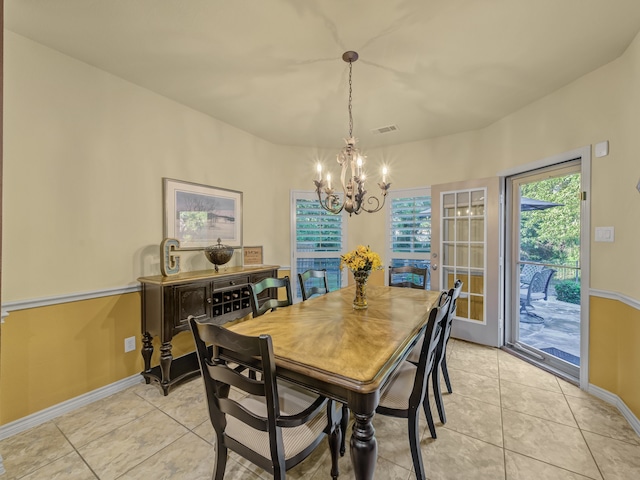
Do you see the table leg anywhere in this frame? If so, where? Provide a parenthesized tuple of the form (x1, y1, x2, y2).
(349, 392, 378, 480)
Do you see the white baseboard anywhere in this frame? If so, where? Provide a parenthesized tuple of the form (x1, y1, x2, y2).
(0, 374, 144, 442)
(588, 383, 640, 437)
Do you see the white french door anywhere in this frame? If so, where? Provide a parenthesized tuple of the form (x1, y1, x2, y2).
(431, 177, 502, 347)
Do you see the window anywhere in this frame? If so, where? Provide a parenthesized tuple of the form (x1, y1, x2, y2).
(386, 188, 432, 288)
(291, 191, 347, 301)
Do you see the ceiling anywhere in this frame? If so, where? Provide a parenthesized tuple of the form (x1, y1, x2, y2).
(6, 0, 640, 148)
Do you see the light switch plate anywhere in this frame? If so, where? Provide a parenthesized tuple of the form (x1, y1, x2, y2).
(594, 226, 614, 242)
(595, 141, 609, 158)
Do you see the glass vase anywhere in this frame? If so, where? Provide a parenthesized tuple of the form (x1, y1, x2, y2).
(353, 270, 370, 309)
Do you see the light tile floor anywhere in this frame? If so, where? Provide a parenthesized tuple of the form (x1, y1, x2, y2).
(1, 339, 639, 479)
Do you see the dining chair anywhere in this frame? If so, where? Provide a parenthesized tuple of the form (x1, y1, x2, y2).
(376, 296, 450, 480)
(189, 316, 342, 480)
(388, 265, 429, 289)
(430, 280, 463, 425)
(297, 269, 329, 301)
(249, 276, 293, 317)
(405, 280, 462, 433)
(298, 268, 349, 456)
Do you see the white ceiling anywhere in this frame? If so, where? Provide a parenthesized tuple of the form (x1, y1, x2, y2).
(6, 0, 640, 148)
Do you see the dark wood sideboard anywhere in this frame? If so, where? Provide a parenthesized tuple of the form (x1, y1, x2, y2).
(138, 265, 279, 394)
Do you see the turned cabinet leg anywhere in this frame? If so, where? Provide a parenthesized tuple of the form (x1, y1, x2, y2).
(141, 332, 153, 384)
(159, 341, 173, 394)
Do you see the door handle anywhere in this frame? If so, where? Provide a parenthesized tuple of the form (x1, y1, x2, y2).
(431, 264, 438, 271)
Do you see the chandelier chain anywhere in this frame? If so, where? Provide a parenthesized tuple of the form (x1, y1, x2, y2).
(348, 60, 353, 138)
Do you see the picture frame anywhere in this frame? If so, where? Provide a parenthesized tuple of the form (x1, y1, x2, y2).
(163, 178, 243, 249)
(243, 246, 263, 265)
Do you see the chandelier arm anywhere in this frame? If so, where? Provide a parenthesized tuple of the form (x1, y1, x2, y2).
(359, 194, 387, 214)
(316, 187, 344, 214)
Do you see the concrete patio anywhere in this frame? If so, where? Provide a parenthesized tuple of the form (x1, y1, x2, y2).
(518, 295, 581, 365)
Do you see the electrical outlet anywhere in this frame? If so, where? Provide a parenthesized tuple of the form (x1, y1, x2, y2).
(124, 336, 136, 353)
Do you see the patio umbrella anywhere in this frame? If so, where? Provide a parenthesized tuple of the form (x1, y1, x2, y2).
(520, 197, 563, 211)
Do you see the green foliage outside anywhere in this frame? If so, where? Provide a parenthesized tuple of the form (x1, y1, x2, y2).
(520, 173, 580, 278)
(555, 280, 581, 304)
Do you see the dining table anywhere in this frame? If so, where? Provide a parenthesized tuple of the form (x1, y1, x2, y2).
(226, 284, 441, 480)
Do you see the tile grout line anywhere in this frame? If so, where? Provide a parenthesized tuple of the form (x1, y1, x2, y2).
(53, 422, 100, 480)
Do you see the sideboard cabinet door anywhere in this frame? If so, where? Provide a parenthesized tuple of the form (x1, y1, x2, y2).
(173, 282, 211, 331)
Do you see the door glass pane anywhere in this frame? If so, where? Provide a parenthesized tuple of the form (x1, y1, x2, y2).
(470, 295, 483, 321)
(456, 244, 469, 267)
(457, 296, 469, 318)
(457, 270, 470, 293)
(443, 219, 455, 241)
(443, 193, 455, 217)
(469, 271, 484, 294)
(470, 218, 484, 241)
(456, 192, 470, 213)
(470, 245, 484, 268)
(442, 243, 455, 266)
(442, 267, 456, 290)
(457, 218, 469, 241)
(471, 190, 485, 215)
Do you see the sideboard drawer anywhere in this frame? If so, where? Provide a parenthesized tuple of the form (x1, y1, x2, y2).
(213, 275, 249, 290)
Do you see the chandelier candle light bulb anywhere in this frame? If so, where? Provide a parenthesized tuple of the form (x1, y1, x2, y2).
(314, 51, 391, 216)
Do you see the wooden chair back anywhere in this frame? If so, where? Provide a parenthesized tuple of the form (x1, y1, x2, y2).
(388, 265, 428, 289)
(297, 269, 329, 301)
(249, 276, 293, 317)
(189, 317, 340, 478)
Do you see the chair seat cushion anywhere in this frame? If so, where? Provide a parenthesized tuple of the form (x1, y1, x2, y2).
(225, 381, 328, 460)
(379, 361, 418, 410)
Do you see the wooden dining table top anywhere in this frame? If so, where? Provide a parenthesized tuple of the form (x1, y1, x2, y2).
(226, 285, 441, 394)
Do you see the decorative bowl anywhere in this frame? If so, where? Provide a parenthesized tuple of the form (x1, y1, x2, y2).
(204, 238, 234, 272)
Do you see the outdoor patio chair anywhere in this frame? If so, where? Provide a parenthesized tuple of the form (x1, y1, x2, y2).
(520, 268, 556, 321)
(520, 264, 544, 285)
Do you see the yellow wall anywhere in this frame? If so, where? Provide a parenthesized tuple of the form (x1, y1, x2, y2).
(1, 294, 142, 423)
(590, 297, 640, 418)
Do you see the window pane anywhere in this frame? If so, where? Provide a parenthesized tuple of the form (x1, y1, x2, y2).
(390, 196, 431, 253)
(295, 199, 343, 252)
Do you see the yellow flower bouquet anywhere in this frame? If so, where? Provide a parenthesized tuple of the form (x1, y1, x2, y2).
(340, 246, 382, 309)
(340, 245, 383, 272)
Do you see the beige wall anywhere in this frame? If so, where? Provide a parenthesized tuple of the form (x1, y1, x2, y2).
(2, 29, 640, 425)
(2, 32, 293, 301)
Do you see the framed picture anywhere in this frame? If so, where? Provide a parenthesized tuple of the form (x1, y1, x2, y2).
(243, 246, 263, 265)
(163, 178, 243, 249)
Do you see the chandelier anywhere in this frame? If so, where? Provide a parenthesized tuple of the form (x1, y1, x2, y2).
(314, 51, 391, 216)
